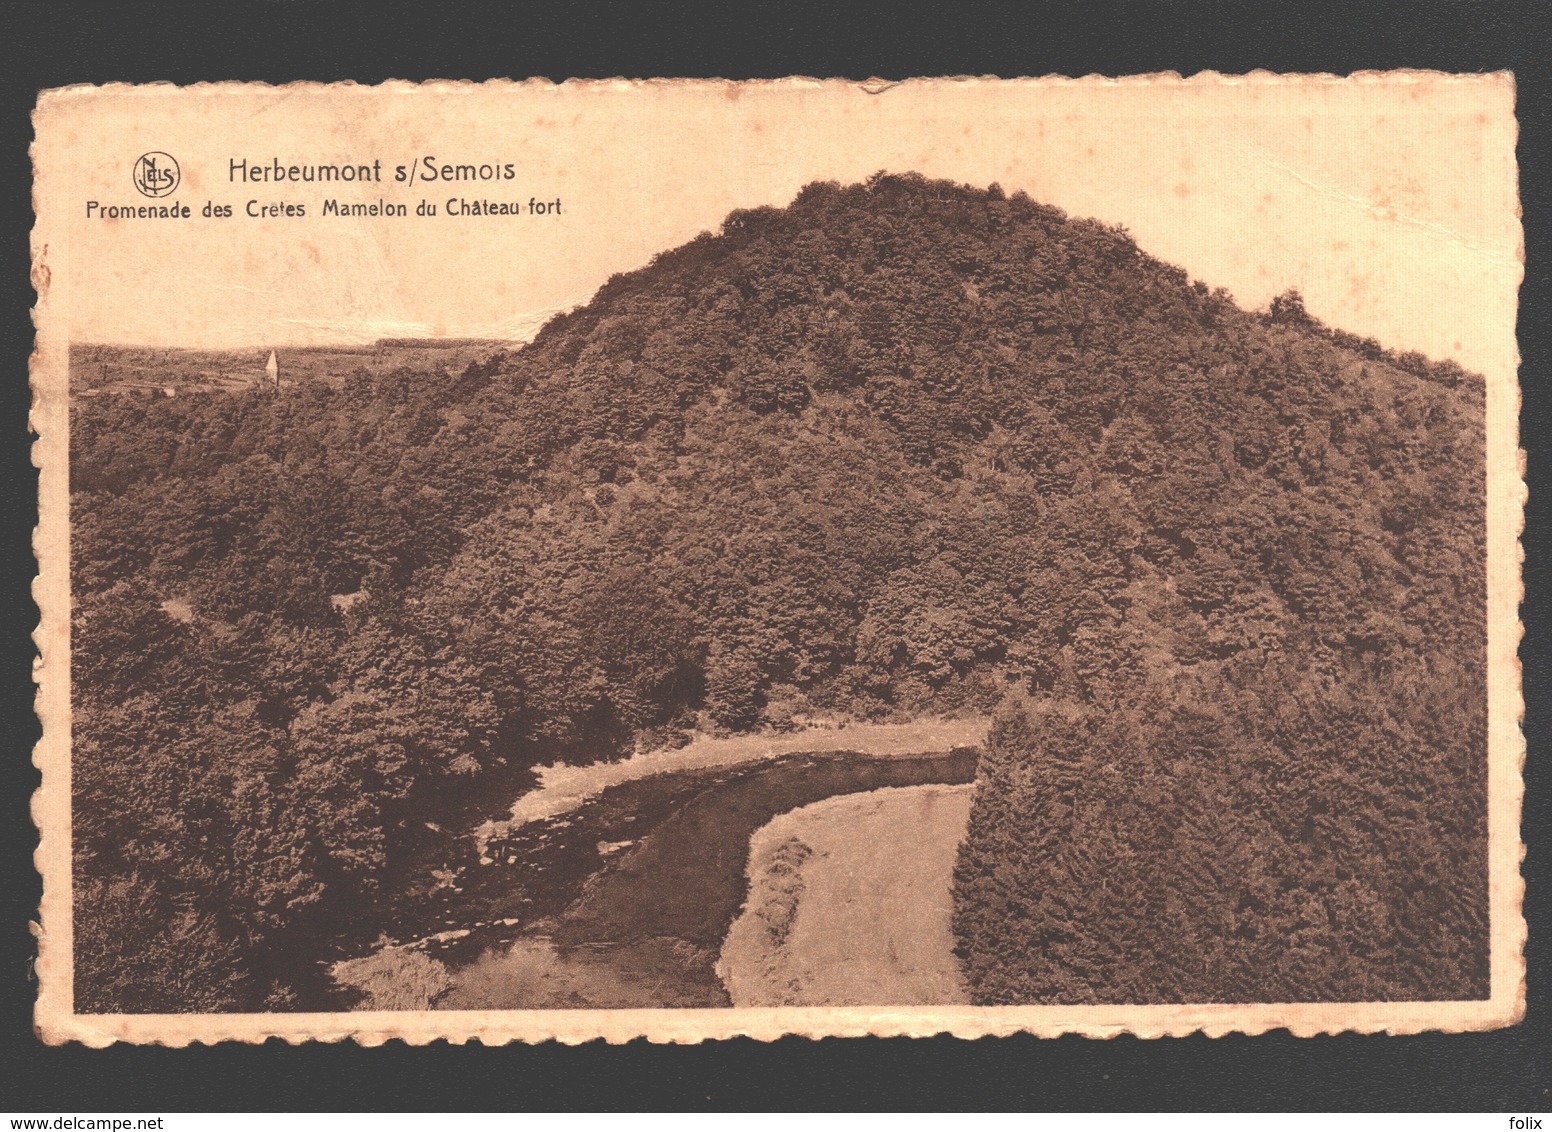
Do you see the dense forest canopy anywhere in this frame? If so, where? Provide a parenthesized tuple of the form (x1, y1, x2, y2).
(70, 173, 1486, 1010)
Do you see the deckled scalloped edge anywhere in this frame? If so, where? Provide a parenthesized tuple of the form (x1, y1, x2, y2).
(29, 71, 1527, 1047)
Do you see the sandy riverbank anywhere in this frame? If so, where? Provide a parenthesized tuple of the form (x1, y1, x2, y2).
(717, 782, 976, 1007)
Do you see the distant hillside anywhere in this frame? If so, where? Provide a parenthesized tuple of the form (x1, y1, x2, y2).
(69, 173, 1485, 1010)
(69, 339, 516, 397)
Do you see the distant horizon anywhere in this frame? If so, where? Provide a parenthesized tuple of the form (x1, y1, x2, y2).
(63, 281, 1493, 380)
(56, 292, 582, 354)
(70, 335, 531, 351)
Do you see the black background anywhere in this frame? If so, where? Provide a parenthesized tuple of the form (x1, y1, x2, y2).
(2, 0, 1547, 1111)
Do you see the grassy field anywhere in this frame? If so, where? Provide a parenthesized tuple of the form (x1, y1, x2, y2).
(717, 783, 975, 1007)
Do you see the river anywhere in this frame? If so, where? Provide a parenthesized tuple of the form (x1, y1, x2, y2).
(334, 744, 980, 1009)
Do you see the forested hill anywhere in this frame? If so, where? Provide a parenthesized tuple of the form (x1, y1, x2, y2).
(71, 173, 1486, 1011)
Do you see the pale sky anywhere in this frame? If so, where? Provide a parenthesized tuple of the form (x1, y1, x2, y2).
(33, 75, 1520, 380)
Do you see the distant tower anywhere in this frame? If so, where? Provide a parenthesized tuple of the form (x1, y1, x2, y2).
(265, 350, 279, 392)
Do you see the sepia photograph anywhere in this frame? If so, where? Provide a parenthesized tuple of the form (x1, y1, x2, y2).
(28, 74, 1524, 1044)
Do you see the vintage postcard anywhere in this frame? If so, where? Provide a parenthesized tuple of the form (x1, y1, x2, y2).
(30, 74, 1524, 1045)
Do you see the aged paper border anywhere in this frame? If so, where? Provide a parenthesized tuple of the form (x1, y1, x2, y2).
(29, 72, 1526, 1045)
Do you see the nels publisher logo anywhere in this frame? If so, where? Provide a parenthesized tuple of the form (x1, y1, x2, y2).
(132, 151, 180, 198)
